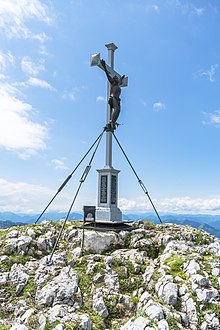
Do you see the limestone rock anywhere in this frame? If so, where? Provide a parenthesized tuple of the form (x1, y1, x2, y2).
(92, 291, 108, 317)
(35, 267, 78, 307)
(196, 287, 218, 303)
(9, 264, 29, 295)
(157, 319, 169, 330)
(83, 231, 124, 253)
(155, 275, 178, 306)
(104, 269, 119, 292)
(142, 299, 164, 321)
(121, 316, 150, 330)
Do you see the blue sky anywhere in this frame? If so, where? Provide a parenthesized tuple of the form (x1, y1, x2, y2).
(0, 0, 220, 215)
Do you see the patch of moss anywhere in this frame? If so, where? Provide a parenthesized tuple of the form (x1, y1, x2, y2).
(9, 254, 31, 265)
(151, 270, 161, 284)
(164, 254, 186, 279)
(124, 233, 131, 248)
(104, 295, 119, 318)
(111, 258, 143, 294)
(0, 280, 16, 297)
(27, 314, 39, 329)
(104, 294, 132, 329)
(202, 303, 220, 319)
(92, 261, 105, 275)
(63, 322, 81, 330)
(21, 278, 37, 298)
(0, 326, 11, 330)
(142, 243, 162, 259)
(0, 259, 11, 272)
(0, 229, 8, 239)
(166, 316, 179, 330)
(80, 304, 104, 330)
(73, 257, 90, 294)
(131, 295, 139, 304)
(192, 230, 211, 245)
(143, 220, 156, 230)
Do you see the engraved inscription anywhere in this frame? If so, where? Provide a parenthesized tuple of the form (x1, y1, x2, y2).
(111, 175, 117, 204)
(100, 175, 108, 203)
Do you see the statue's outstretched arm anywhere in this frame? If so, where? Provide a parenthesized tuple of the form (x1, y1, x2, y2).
(101, 59, 113, 84)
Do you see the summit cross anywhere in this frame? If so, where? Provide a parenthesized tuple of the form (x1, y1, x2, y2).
(91, 43, 128, 222)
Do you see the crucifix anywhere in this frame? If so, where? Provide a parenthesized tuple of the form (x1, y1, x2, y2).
(91, 42, 128, 168)
(91, 42, 128, 222)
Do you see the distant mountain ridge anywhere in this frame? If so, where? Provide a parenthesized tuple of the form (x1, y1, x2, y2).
(123, 213, 220, 238)
(0, 211, 83, 223)
(0, 211, 220, 237)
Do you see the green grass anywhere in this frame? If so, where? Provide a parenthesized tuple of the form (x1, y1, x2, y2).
(164, 254, 186, 279)
(21, 278, 37, 298)
(166, 316, 179, 330)
(0, 326, 10, 330)
(143, 220, 156, 230)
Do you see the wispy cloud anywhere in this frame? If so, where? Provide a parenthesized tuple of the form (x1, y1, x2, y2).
(62, 91, 76, 102)
(0, 0, 52, 41)
(21, 56, 45, 76)
(152, 5, 160, 12)
(0, 51, 15, 72)
(166, 1, 206, 16)
(202, 110, 220, 127)
(192, 7, 205, 16)
(96, 96, 106, 102)
(0, 82, 48, 157)
(199, 64, 218, 82)
(0, 178, 73, 213)
(26, 77, 55, 90)
(119, 195, 220, 214)
(153, 101, 166, 111)
(51, 159, 68, 170)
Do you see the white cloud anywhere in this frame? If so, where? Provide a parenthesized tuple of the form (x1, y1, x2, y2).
(167, 1, 206, 16)
(153, 101, 166, 111)
(193, 7, 205, 16)
(199, 64, 218, 82)
(202, 110, 220, 127)
(0, 51, 15, 72)
(27, 77, 55, 90)
(21, 56, 45, 76)
(0, 0, 52, 41)
(119, 195, 220, 214)
(62, 91, 76, 102)
(152, 5, 159, 12)
(51, 159, 68, 170)
(0, 82, 48, 156)
(1, 176, 220, 215)
(96, 96, 106, 102)
(0, 178, 73, 213)
(158, 196, 220, 214)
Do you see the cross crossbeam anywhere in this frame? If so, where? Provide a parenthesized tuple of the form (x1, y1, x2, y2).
(91, 52, 128, 87)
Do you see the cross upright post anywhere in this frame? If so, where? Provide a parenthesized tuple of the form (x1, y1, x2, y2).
(105, 42, 117, 168)
(90, 43, 128, 222)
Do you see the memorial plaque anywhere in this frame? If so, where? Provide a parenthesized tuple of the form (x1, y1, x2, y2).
(100, 175, 108, 203)
(111, 175, 117, 204)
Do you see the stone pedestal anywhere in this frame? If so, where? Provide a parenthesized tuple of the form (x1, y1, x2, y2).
(95, 167, 122, 222)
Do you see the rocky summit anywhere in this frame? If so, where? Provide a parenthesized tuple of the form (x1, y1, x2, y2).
(0, 220, 219, 330)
